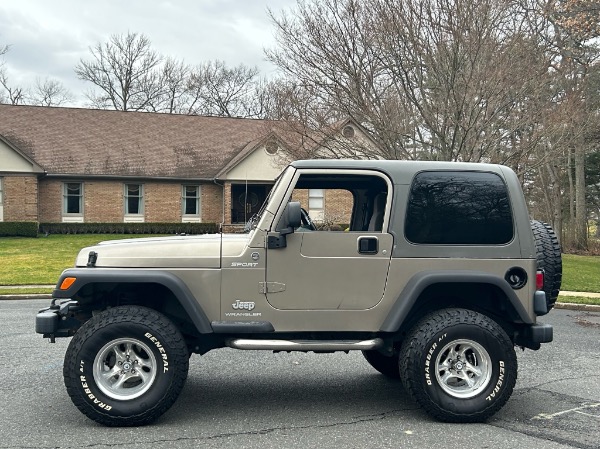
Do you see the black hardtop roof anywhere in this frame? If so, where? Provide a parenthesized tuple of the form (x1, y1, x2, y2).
(290, 159, 507, 182)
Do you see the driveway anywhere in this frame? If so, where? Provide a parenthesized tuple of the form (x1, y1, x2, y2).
(0, 300, 598, 449)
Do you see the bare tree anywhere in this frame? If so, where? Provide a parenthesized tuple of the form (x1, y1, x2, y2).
(267, 0, 600, 249)
(263, 78, 378, 159)
(267, 0, 551, 163)
(31, 77, 73, 106)
(518, 0, 600, 249)
(1, 45, 72, 106)
(0, 44, 27, 105)
(267, 0, 403, 159)
(0, 73, 27, 105)
(186, 60, 266, 117)
(375, 0, 553, 163)
(147, 57, 191, 114)
(75, 37, 269, 117)
(75, 32, 163, 111)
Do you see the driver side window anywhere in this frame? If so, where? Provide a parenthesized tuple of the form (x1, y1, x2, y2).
(291, 188, 353, 231)
(290, 172, 389, 232)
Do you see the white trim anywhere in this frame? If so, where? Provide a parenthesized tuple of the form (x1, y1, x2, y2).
(124, 215, 145, 223)
(62, 216, 84, 223)
(308, 188, 325, 222)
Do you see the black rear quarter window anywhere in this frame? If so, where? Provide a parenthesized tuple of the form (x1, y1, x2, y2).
(405, 171, 513, 245)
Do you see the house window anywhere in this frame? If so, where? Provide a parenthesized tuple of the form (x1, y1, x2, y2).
(182, 185, 201, 221)
(308, 189, 324, 222)
(124, 184, 144, 216)
(63, 183, 83, 215)
(0, 177, 3, 222)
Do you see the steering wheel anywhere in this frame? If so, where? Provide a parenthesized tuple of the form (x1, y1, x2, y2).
(300, 208, 317, 231)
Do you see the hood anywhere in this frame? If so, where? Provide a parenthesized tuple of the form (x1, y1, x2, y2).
(75, 233, 251, 268)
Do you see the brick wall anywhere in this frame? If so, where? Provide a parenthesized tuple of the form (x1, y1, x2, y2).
(223, 183, 232, 224)
(38, 179, 225, 223)
(292, 188, 353, 224)
(3, 175, 38, 221)
(291, 189, 309, 207)
(38, 179, 61, 222)
(145, 183, 181, 222)
(324, 189, 353, 223)
(84, 181, 124, 222)
(202, 183, 224, 223)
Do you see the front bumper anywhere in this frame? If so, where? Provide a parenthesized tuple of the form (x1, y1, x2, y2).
(35, 300, 81, 341)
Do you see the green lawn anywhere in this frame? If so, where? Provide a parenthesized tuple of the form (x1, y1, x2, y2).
(0, 234, 162, 286)
(1, 235, 599, 305)
(561, 254, 600, 293)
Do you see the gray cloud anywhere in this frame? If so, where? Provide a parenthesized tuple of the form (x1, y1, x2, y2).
(0, 0, 295, 105)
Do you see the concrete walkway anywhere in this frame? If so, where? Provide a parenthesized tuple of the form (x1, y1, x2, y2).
(560, 290, 600, 298)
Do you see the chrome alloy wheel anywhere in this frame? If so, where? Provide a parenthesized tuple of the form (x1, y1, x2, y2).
(435, 339, 492, 398)
(93, 338, 157, 401)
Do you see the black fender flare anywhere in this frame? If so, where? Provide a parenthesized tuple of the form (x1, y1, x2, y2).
(380, 270, 533, 333)
(53, 268, 213, 334)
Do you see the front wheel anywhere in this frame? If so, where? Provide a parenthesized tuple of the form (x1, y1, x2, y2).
(63, 306, 189, 426)
(399, 308, 517, 422)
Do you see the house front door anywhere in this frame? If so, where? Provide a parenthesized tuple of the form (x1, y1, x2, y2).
(231, 184, 269, 224)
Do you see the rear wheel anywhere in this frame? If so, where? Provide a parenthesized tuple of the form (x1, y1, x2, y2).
(362, 350, 401, 379)
(63, 305, 189, 426)
(400, 308, 517, 422)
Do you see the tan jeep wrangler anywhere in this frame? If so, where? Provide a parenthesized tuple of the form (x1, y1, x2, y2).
(36, 160, 561, 426)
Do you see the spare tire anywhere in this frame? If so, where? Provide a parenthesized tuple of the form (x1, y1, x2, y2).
(531, 220, 562, 311)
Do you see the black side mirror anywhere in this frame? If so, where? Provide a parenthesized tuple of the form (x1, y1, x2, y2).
(284, 201, 302, 232)
(269, 201, 302, 249)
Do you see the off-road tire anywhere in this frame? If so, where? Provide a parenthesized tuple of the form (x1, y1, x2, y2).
(399, 308, 517, 423)
(63, 306, 189, 426)
(531, 220, 562, 311)
(362, 350, 401, 379)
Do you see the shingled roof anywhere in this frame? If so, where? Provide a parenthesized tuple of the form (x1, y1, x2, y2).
(0, 104, 281, 179)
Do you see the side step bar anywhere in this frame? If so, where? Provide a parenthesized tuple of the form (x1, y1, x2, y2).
(226, 338, 383, 352)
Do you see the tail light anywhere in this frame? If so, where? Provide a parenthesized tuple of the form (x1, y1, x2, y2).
(536, 270, 544, 291)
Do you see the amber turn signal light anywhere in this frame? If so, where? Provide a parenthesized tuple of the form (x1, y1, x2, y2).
(60, 277, 77, 290)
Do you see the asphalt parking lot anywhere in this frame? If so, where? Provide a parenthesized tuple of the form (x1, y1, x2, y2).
(0, 299, 598, 449)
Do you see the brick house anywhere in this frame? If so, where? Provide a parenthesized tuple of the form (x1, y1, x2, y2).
(0, 104, 377, 227)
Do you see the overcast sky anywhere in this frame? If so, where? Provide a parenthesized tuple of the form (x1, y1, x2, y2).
(0, 0, 296, 106)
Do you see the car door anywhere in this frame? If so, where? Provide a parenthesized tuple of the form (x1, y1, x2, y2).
(265, 170, 393, 311)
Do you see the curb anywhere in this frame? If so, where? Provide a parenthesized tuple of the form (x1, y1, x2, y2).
(0, 294, 52, 300)
(554, 302, 600, 312)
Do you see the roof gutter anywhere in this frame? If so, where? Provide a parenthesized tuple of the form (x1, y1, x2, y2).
(42, 173, 215, 182)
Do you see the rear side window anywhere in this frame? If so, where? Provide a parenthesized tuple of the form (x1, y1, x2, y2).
(405, 171, 513, 245)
